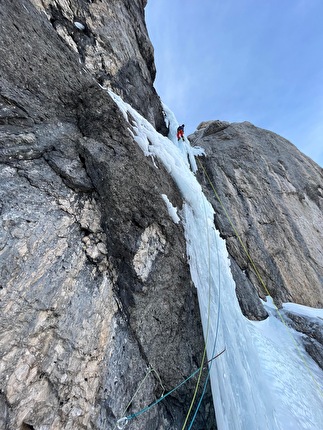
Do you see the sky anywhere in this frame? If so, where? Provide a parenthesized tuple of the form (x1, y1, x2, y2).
(145, 0, 323, 167)
(111, 90, 323, 429)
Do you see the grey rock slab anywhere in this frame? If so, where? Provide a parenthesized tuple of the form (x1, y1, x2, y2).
(191, 119, 323, 369)
(191, 120, 323, 313)
(0, 1, 215, 429)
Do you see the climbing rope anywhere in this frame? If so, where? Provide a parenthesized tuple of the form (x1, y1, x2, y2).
(115, 162, 226, 429)
(84, 72, 231, 425)
(181, 187, 220, 430)
(113, 366, 164, 430)
(115, 349, 225, 428)
(197, 157, 323, 398)
(187, 208, 223, 430)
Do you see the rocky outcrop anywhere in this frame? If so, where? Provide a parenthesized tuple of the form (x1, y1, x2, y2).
(29, 0, 167, 135)
(1, 0, 323, 428)
(281, 309, 323, 369)
(190, 120, 323, 367)
(0, 1, 214, 429)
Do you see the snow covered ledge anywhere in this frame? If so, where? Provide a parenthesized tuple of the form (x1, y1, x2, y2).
(109, 90, 323, 430)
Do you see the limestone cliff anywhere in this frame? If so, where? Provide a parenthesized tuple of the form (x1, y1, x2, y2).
(0, 1, 213, 429)
(1, 1, 323, 430)
(190, 120, 323, 369)
(29, 0, 167, 134)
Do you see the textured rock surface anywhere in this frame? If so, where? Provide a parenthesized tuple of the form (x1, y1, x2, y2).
(29, 0, 167, 135)
(190, 120, 323, 366)
(281, 309, 323, 369)
(2, 0, 323, 428)
(0, 1, 214, 429)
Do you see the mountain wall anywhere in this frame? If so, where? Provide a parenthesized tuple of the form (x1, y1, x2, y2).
(0, 1, 213, 429)
(1, 1, 323, 430)
(190, 120, 323, 368)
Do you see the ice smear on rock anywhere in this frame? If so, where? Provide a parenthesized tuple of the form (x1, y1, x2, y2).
(109, 90, 323, 430)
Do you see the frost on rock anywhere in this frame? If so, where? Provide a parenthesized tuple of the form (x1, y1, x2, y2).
(161, 194, 180, 224)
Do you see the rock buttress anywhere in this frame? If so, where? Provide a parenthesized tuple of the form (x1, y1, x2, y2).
(0, 2, 215, 429)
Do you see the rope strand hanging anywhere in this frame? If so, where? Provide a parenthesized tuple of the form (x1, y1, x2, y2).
(115, 349, 226, 428)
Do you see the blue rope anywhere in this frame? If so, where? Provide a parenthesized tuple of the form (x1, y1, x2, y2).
(117, 349, 226, 427)
(118, 192, 224, 429)
(187, 318, 221, 429)
(187, 231, 223, 430)
(126, 367, 201, 421)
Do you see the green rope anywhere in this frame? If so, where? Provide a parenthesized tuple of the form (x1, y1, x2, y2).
(116, 350, 226, 429)
(181, 182, 214, 430)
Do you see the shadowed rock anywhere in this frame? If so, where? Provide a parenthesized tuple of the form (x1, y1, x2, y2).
(0, 1, 214, 429)
(190, 119, 323, 367)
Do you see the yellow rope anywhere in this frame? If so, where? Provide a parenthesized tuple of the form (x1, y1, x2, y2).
(197, 157, 323, 398)
(181, 192, 214, 429)
(113, 366, 165, 430)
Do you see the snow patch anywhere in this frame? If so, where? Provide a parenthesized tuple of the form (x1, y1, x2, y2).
(161, 194, 180, 224)
(74, 21, 85, 31)
(283, 302, 323, 319)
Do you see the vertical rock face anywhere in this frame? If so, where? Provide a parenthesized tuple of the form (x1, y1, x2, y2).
(0, 1, 214, 429)
(191, 120, 323, 311)
(2, 0, 322, 428)
(29, 0, 167, 135)
(190, 120, 323, 367)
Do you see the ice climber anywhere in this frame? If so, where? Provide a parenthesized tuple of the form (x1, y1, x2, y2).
(177, 124, 185, 141)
